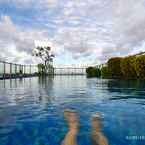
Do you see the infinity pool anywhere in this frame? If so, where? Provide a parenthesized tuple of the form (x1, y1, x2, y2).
(0, 76, 145, 145)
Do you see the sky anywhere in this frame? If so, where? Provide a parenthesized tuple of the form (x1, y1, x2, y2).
(0, 0, 145, 67)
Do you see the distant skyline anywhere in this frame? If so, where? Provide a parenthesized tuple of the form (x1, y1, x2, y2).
(0, 0, 145, 66)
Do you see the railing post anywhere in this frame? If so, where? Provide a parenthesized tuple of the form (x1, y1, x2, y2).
(18, 64, 20, 74)
(10, 63, 12, 78)
(3, 62, 6, 78)
(20, 65, 22, 75)
(23, 65, 24, 74)
(30, 65, 31, 75)
(22, 65, 23, 74)
(24, 65, 26, 75)
(22, 65, 24, 74)
(14, 64, 16, 77)
(23, 65, 25, 74)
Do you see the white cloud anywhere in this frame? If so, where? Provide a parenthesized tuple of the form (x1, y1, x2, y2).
(1, 0, 145, 65)
(0, 0, 57, 8)
(0, 15, 50, 64)
(51, 0, 145, 63)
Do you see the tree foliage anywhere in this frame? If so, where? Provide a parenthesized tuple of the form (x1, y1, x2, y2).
(108, 57, 122, 78)
(37, 63, 45, 75)
(86, 67, 101, 78)
(33, 46, 54, 64)
(120, 56, 137, 78)
(135, 55, 145, 78)
(101, 66, 111, 78)
(33, 46, 55, 74)
(86, 54, 145, 79)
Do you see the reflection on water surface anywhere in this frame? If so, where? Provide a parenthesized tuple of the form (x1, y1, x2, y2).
(0, 76, 145, 145)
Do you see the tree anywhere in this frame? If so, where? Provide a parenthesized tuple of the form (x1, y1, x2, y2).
(120, 56, 137, 78)
(135, 55, 145, 78)
(108, 57, 122, 78)
(37, 63, 45, 75)
(33, 46, 55, 74)
(101, 66, 111, 78)
(86, 67, 101, 78)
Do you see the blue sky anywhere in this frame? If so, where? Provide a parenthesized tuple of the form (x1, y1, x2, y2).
(0, 0, 145, 67)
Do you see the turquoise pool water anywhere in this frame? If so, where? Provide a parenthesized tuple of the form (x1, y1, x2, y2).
(0, 76, 145, 145)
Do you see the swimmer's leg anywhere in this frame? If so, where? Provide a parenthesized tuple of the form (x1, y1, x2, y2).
(61, 109, 79, 145)
(91, 113, 109, 145)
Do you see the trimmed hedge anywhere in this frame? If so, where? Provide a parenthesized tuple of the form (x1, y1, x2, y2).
(135, 55, 145, 78)
(86, 54, 145, 79)
(101, 66, 111, 78)
(108, 57, 122, 78)
(120, 56, 137, 78)
(86, 67, 101, 78)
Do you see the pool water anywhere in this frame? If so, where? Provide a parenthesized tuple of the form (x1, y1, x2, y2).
(0, 76, 145, 145)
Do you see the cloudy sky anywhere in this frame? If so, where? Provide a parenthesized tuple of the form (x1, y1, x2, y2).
(0, 0, 145, 67)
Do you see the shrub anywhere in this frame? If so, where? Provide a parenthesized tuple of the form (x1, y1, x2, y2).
(135, 55, 145, 78)
(108, 57, 122, 78)
(86, 67, 101, 78)
(95, 68, 101, 77)
(120, 56, 137, 78)
(101, 66, 111, 78)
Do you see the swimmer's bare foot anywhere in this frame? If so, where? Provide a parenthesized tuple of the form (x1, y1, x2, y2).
(61, 109, 79, 145)
(91, 113, 109, 145)
(64, 109, 79, 131)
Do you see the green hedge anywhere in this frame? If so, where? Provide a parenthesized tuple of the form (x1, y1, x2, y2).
(86, 67, 101, 78)
(101, 66, 111, 78)
(135, 55, 145, 78)
(120, 56, 137, 78)
(108, 57, 122, 78)
(86, 54, 145, 79)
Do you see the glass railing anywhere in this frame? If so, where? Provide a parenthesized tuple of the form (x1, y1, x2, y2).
(0, 61, 38, 79)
